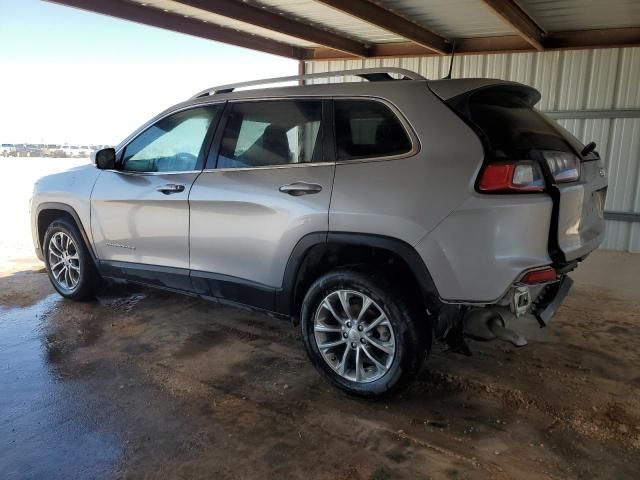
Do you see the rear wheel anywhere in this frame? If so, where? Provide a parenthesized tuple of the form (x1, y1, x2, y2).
(43, 219, 100, 300)
(301, 269, 430, 397)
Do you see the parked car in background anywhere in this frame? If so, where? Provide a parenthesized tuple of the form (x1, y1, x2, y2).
(30, 68, 608, 397)
(61, 145, 80, 157)
(14, 144, 30, 157)
(26, 144, 45, 157)
(43, 144, 64, 157)
(0, 143, 16, 156)
(61, 145, 71, 157)
(76, 146, 90, 157)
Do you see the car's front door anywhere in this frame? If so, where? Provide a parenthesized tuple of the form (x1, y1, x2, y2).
(188, 99, 334, 310)
(91, 104, 222, 289)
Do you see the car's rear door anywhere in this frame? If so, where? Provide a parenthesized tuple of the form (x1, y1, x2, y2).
(188, 99, 333, 310)
(549, 134, 608, 261)
(90, 104, 223, 289)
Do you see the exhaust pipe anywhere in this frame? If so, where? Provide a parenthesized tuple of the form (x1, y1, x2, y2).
(463, 307, 528, 347)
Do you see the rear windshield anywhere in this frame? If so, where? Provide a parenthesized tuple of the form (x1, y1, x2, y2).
(448, 88, 583, 160)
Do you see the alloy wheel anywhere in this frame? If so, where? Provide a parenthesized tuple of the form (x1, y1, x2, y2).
(313, 289, 396, 383)
(48, 231, 80, 291)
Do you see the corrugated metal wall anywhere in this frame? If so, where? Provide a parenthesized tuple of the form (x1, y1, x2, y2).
(304, 47, 640, 252)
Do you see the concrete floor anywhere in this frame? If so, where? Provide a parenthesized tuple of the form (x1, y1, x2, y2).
(1, 250, 639, 479)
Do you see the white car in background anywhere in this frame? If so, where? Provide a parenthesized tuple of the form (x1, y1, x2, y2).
(62, 145, 81, 157)
(45, 145, 65, 157)
(1, 143, 16, 156)
(78, 146, 92, 157)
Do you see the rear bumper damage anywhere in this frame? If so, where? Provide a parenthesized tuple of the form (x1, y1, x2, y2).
(467, 275, 573, 346)
(436, 274, 574, 352)
(532, 275, 573, 326)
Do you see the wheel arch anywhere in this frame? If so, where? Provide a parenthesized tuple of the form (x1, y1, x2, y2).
(36, 202, 98, 264)
(277, 232, 441, 320)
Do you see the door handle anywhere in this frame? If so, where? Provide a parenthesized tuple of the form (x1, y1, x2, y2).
(279, 182, 323, 196)
(156, 183, 185, 195)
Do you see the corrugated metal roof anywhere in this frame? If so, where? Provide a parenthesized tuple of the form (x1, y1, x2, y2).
(129, 0, 319, 47)
(306, 47, 640, 251)
(251, 0, 406, 44)
(53, 0, 640, 59)
(518, 0, 640, 31)
(375, 0, 516, 38)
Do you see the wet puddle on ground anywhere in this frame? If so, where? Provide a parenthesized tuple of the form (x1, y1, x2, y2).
(0, 295, 122, 479)
(1, 271, 639, 479)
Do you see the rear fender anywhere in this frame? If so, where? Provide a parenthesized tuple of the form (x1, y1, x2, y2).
(276, 232, 441, 317)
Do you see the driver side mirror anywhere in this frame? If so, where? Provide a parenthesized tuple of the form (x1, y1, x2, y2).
(93, 148, 116, 170)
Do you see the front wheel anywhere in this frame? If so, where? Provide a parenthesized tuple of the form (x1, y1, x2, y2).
(43, 219, 100, 300)
(301, 270, 430, 397)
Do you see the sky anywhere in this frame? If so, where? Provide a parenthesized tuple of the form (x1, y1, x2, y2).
(0, 0, 297, 145)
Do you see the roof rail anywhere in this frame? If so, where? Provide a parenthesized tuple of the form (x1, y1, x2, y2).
(190, 68, 426, 99)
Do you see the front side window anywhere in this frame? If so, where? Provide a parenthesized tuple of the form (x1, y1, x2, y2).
(334, 100, 412, 161)
(122, 105, 220, 172)
(218, 100, 323, 169)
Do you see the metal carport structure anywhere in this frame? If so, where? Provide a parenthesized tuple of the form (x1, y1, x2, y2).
(48, 0, 640, 251)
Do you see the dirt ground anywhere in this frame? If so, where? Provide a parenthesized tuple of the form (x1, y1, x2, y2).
(1, 251, 639, 479)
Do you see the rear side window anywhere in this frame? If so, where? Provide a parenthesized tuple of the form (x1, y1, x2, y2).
(217, 100, 323, 169)
(449, 88, 582, 160)
(334, 100, 412, 160)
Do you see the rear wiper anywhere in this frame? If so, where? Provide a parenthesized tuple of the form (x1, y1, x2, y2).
(581, 141, 596, 156)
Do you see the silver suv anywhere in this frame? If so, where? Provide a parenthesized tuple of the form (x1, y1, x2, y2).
(31, 68, 607, 397)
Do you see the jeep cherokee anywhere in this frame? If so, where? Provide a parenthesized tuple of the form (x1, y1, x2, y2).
(31, 68, 607, 397)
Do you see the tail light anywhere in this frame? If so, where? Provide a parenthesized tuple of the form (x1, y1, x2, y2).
(478, 160, 545, 192)
(478, 151, 580, 193)
(542, 151, 580, 183)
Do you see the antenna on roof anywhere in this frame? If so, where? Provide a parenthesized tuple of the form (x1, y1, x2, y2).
(443, 40, 457, 79)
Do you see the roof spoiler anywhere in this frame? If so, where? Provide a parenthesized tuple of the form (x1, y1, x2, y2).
(428, 78, 541, 106)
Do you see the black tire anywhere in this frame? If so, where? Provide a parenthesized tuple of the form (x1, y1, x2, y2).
(43, 218, 101, 300)
(300, 269, 430, 398)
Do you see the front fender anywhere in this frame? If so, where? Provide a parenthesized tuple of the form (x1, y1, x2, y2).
(31, 164, 101, 259)
(33, 202, 99, 263)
